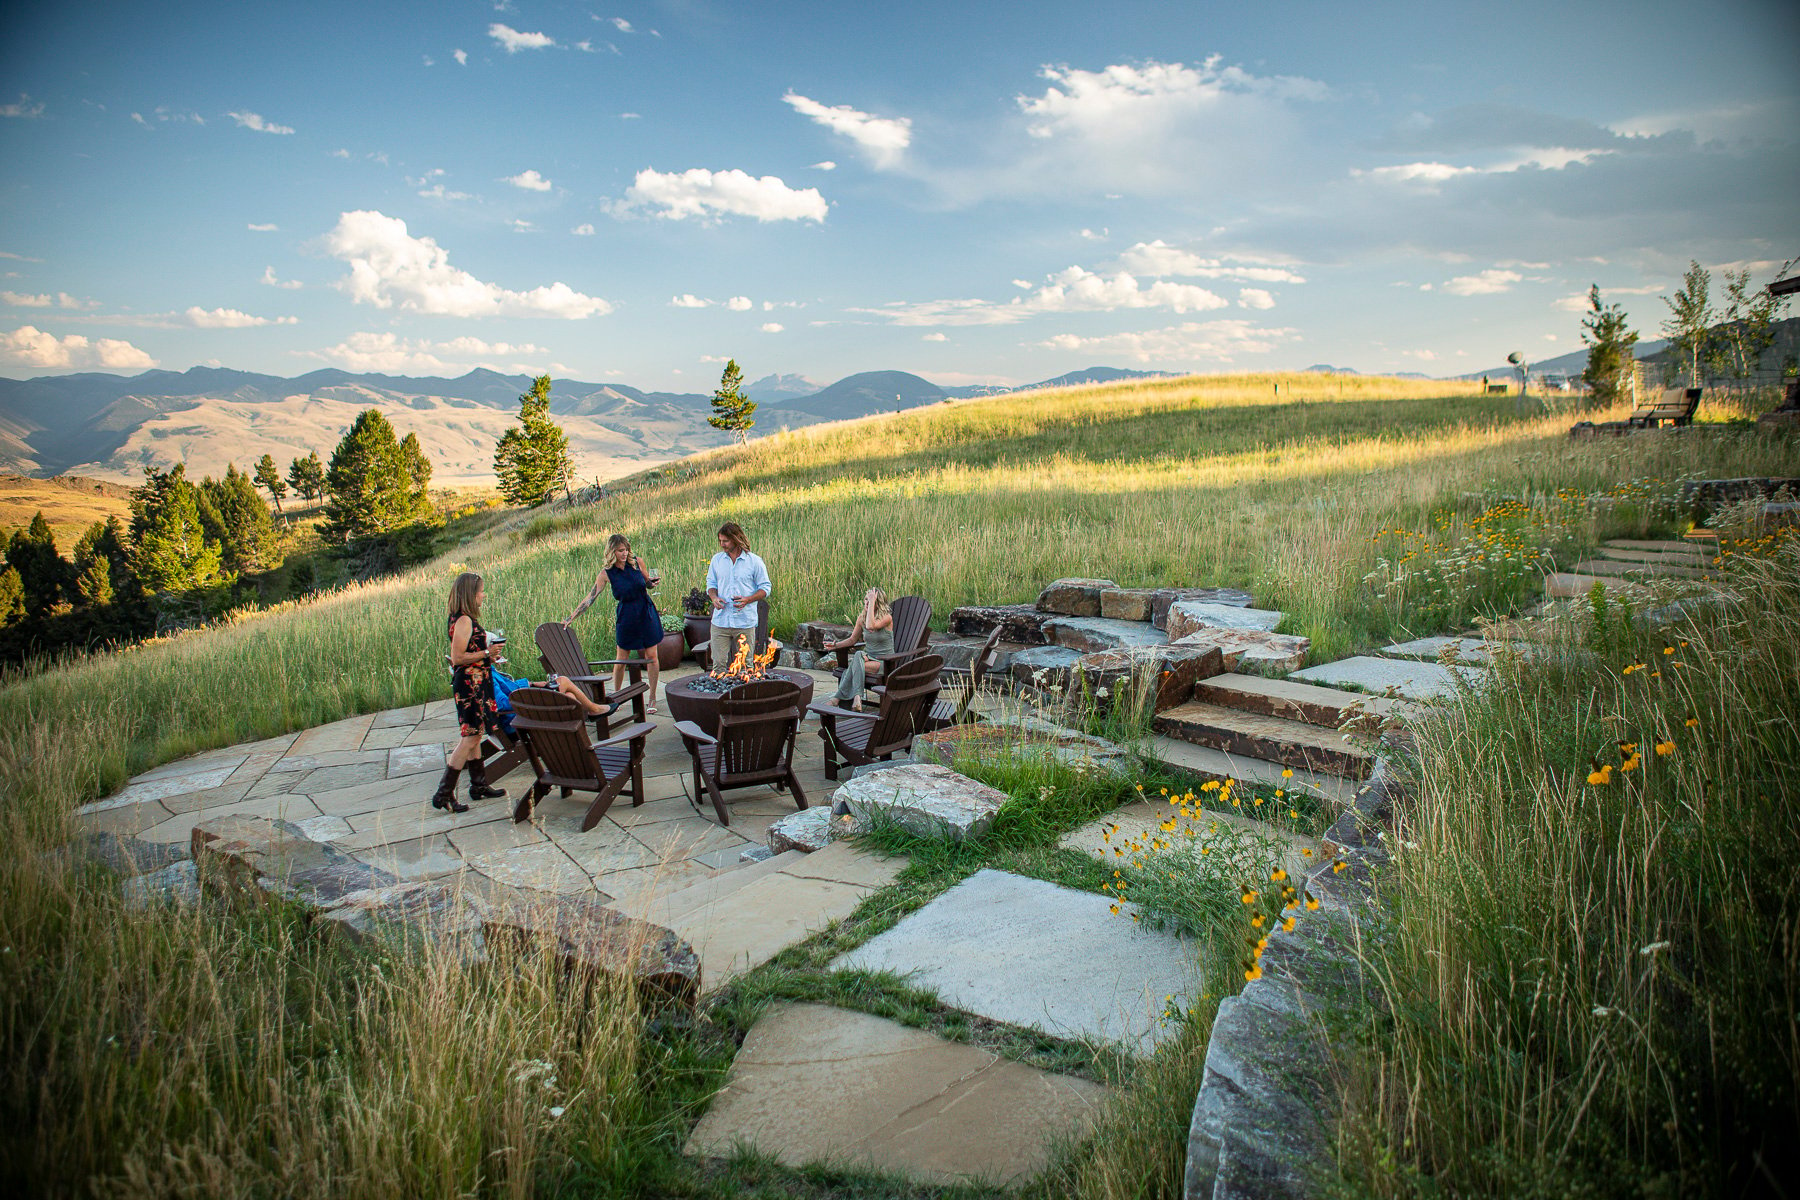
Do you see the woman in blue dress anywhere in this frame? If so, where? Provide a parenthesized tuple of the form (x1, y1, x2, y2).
(564, 533, 664, 713)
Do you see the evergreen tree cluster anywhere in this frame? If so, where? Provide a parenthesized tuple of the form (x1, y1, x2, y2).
(1, 405, 445, 669)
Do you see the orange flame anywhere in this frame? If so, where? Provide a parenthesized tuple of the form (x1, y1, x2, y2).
(710, 635, 783, 682)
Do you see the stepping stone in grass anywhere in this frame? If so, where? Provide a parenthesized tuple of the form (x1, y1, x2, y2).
(685, 1002, 1110, 1185)
(1378, 636, 1540, 666)
(832, 868, 1201, 1055)
(1289, 656, 1486, 701)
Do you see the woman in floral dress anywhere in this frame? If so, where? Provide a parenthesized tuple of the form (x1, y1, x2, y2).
(431, 572, 508, 812)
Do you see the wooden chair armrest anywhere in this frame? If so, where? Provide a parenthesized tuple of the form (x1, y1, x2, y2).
(807, 700, 866, 722)
(589, 658, 647, 673)
(593, 721, 656, 749)
(606, 681, 649, 702)
(874, 646, 927, 670)
(673, 720, 716, 745)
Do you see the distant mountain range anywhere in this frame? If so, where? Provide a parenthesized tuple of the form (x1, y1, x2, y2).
(0, 364, 1175, 484)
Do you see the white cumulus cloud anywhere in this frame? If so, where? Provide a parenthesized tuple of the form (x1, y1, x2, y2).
(670, 294, 711, 308)
(571, 223, 594, 235)
(489, 23, 554, 52)
(261, 266, 303, 290)
(0, 94, 45, 119)
(1238, 288, 1275, 309)
(1039, 319, 1298, 364)
(1, 325, 155, 369)
(812, 160, 836, 171)
(228, 110, 295, 135)
(247, 222, 279, 232)
(307, 332, 550, 373)
(726, 296, 753, 311)
(760, 322, 784, 333)
(860, 265, 1228, 327)
(619, 168, 827, 223)
(1443, 269, 1523, 296)
(923, 332, 947, 342)
(322, 210, 611, 318)
(184, 306, 296, 328)
(782, 93, 912, 168)
(505, 169, 552, 191)
(454, 49, 468, 65)
(1, 291, 87, 309)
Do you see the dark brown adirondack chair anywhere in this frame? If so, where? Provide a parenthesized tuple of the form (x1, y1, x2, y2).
(923, 625, 1005, 731)
(534, 622, 649, 727)
(830, 595, 933, 690)
(675, 678, 809, 826)
(808, 652, 943, 780)
(507, 687, 654, 830)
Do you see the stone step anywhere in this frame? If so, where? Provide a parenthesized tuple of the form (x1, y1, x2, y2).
(1378, 635, 1543, 665)
(622, 848, 809, 926)
(1543, 572, 1648, 599)
(1152, 701, 1373, 779)
(1596, 546, 1710, 566)
(1570, 558, 1714, 580)
(1606, 538, 1709, 554)
(1192, 673, 1412, 729)
(1146, 736, 1359, 808)
(1289, 655, 1487, 701)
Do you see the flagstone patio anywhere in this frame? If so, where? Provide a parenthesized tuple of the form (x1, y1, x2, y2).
(78, 665, 855, 912)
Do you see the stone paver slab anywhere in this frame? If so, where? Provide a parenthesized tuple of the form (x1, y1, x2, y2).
(371, 704, 427, 728)
(1379, 635, 1539, 665)
(833, 869, 1199, 1054)
(468, 842, 593, 895)
(286, 714, 375, 757)
(387, 744, 448, 777)
(448, 817, 549, 857)
(686, 1002, 1110, 1185)
(309, 776, 420, 817)
(78, 764, 240, 814)
(591, 860, 713, 909)
(134, 753, 249, 783)
(1290, 655, 1486, 700)
(1165, 602, 1284, 641)
(358, 726, 413, 751)
(778, 839, 908, 889)
(141, 794, 321, 844)
(297, 762, 393, 795)
(675, 873, 871, 989)
(77, 799, 174, 838)
(272, 749, 387, 775)
(352, 835, 467, 882)
(159, 779, 257, 815)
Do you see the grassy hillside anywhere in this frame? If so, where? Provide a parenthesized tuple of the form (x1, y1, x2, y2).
(3, 370, 1797, 1197)
(0, 473, 134, 552)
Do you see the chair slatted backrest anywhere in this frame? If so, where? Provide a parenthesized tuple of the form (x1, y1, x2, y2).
(535, 623, 598, 699)
(969, 625, 1005, 691)
(888, 596, 932, 660)
(754, 598, 771, 654)
(715, 679, 802, 779)
(508, 687, 599, 784)
(867, 653, 943, 753)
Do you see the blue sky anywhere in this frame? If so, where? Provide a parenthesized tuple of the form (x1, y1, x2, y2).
(2, 0, 1796, 388)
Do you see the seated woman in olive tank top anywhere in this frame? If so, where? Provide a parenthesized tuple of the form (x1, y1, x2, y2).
(827, 587, 894, 710)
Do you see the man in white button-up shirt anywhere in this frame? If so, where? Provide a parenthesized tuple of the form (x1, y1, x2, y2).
(705, 521, 772, 670)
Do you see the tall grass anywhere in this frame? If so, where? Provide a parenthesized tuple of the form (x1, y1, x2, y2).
(1332, 543, 1800, 1196)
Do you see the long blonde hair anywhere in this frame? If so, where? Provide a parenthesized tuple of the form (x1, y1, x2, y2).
(448, 572, 482, 618)
(606, 533, 632, 566)
(871, 588, 891, 619)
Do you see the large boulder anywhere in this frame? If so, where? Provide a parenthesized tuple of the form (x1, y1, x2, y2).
(833, 763, 1007, 842)
(1099, 588, 1161, 622)
(1164, 601, 1285, 642)
(1042, 617, 1170, 653)
(482, 891, 702, 1009)
(1173, 628, 1311, 673)
(767, 805, 841, 854)
(793, 621, 854, 652)
(947, 603, 1050, 645)
(1149, 587, 1255, 631)
(1034, 578, 1118, 617)
(193, 814, 403, 909)
(1072, 643, 1227, 714)
(1009, 645, 1084, 691)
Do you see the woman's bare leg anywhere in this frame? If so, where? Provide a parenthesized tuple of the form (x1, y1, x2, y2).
(448, 733, 481, 769)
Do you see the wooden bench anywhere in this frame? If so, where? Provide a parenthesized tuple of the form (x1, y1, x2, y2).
(1627, 387, 1702, 429)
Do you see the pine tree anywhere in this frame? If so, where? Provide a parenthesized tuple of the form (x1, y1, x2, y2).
(4, 512, 73, 619)
(322, 410, 420, 544)
(254, 453, 288, 517)
(1580, 285, 1639, 409)
(399, 431, 433, 515)
(288, 451, 325, 503)
(707, 359, 756, 444)
(128, 465, 223, 594)
(1661, 261, 1713, 388)
(72, 517, 129, 607)
(493, 375, 573, 506)
(201, 464, 272, 573)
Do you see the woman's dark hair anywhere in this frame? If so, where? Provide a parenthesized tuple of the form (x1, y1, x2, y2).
(448, 572, 482, 618)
